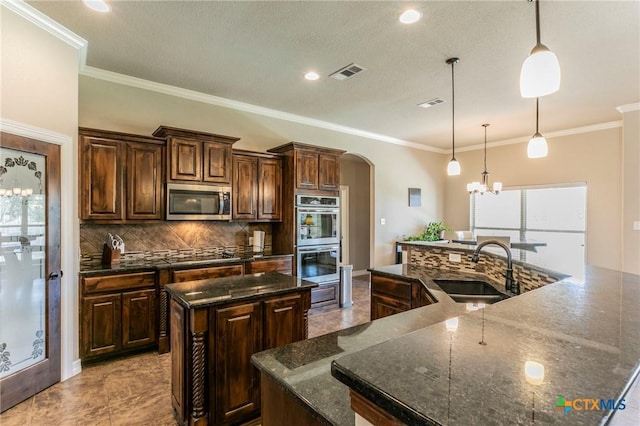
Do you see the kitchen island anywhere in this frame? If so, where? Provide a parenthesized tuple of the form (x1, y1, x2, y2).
(165, 272, 316, 425)
(252, 264, 640, 425)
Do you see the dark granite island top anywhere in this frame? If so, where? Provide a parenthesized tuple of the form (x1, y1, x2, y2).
(331, 265, 640, 425)
(164, 271, 317, 308)
(251, 266, 511, 425)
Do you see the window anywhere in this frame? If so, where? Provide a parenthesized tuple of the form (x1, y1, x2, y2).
(470, 184, 586, 278)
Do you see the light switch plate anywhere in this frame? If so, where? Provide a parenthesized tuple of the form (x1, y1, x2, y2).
(634, 221, 640, 231)
(380, 218, 386, 225)
(449, 253, 461, 263)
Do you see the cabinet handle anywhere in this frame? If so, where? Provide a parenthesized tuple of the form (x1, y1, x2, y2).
(48, 271, 63, 281)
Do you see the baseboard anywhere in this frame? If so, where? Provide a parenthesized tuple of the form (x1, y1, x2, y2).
(71, 359, 82, 377)
(352, 269, 370, 277)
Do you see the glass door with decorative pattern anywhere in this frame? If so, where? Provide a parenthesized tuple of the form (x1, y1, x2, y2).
(0, 133, 61, 412)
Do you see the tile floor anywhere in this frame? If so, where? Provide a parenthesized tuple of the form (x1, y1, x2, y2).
(0, 274, 371, 425)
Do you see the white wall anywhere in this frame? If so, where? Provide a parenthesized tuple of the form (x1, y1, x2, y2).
(620, 107, 640, 274)
(444, 126, 623, 271)
(1, 5, 80, 379)
(78, 76, 447, 266)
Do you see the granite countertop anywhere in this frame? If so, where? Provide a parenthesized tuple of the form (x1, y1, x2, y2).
(79, 251, 293, 275)
(165, 271, 317, 309)
(251, 266, 510, 425)
(331, 265, 640, 425)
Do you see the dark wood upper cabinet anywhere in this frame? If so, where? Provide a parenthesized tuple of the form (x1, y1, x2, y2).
(268, 142, 345, 195)
(232, 151, 282, 222)
(79, 128, 165, 222)
(168, 137, 202, 181)
(126, 142, 163, 220)
(153, 126, 238, 184)
(257, 157, 282, 220)
(80, 133, 123, 220)
(295, 150, 319, 190)
(233, 154, 258, 220)
(204, 141, 231, 183)
(318, 153, 340, 191)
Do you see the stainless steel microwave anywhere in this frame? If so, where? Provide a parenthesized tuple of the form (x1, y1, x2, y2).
(166, 183, 231, 220)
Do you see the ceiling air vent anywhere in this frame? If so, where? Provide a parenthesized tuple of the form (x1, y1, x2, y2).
(329, 63, 366, 81)
(418, 98, 445, 109)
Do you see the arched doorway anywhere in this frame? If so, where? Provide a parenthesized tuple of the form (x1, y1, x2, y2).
(339, 153, 373, 274)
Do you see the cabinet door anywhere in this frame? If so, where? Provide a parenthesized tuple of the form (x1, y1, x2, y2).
(169, 137, 202, 181)
(126, 142, 164, 220)
(122, 289, 156, 349)
(214, 302, 262, 424)
(263, 294, 304, 350)
(257, 157, 282, 221)
(203, 141, 232, 183)
(295, 150, 319, 190)
(80, 135, 123, 220)
(233, 155, 257, 220)
(171, 264, 244, 283)
(318, 153, 340, 191)
(370, 293, 411, 321)
(81, 293, 122, 358)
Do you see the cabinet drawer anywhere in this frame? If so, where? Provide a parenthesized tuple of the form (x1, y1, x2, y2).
(82, 272, 156, 295)
(371, 275, 411, 300)
(311, 282, 338, 305)
(171, 264, 243, 283)
(247, 257, 292, 275)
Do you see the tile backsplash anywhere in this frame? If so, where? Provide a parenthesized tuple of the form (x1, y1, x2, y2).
(402, 244, 567, 293)
(80, 221, 272, 262)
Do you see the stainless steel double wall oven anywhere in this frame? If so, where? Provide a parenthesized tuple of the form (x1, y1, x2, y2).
(296, 195, 340, 284)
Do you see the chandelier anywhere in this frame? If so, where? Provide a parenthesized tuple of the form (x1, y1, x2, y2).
(467, 124, 502, 195)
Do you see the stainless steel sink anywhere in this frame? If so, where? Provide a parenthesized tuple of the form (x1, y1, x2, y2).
(432, 279, 508, 304)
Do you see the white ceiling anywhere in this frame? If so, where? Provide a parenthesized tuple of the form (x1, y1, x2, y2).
(28, 0, 640, 150)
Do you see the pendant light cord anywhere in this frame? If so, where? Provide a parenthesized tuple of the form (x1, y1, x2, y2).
(451, 60, 456, 159)
(483, 124, 488, 172)
(535, 0, 541, 46)
(536, 98, 540, 133)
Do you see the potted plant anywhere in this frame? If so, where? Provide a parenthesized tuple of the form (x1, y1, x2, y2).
(405, 221, 451, 242)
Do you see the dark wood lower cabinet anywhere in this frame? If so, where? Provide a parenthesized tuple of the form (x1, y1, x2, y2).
(80, 271, 157, 362)
(370, 292, 410, 320)
(82, 294, 121, 358)
(122, 289, 156, 349)
(370, 273, 435, 321)
(260, 372, 326, 426)
(214, 302, 262, 425)
(170, 290, 311, 426)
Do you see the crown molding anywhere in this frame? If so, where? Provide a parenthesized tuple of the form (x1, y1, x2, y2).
(0, 118, 72, 146)
(616, 102, 640, 113)
(1, 0, 87, 67)
(80, 66, 446, 154)
(455, 120, 623, 153)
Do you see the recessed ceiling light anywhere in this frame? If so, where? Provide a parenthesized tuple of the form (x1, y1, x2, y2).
(399, 9, 422, 24)
(83, 0, 111, 13)
(304, 71, 320, 81)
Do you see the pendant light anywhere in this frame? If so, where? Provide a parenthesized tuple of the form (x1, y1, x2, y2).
(467, 124, 502, 195)
(520, 0, 561, 98)
(527, 98, 548, 158)
(446, 57, 461, 176)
